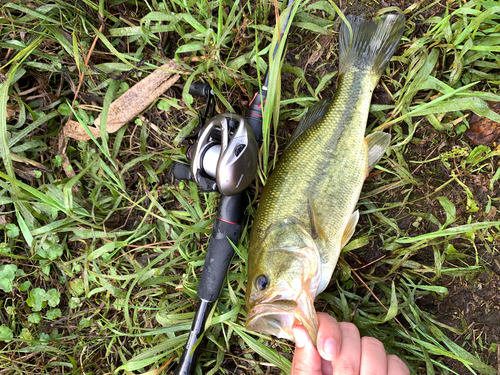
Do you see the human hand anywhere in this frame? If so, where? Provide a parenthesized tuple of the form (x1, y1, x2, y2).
(291, 312, 410, 375)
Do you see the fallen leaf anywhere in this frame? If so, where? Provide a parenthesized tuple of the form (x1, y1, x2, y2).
(233, 16, 251, 46)
(6, 104, 20, 121)
(60, 60, 182, 142)
(12, 164, 38, 181)
(486, 206, 497, 219)
(11, 152, 53, 181)
(61, 120, 100, 142)
(94, 60, 181, 132)
(466, 101, 500, 145)
(57, 126, 78, 188)
(10, 152, 53, 172)
(0, 215, 10, 226)
(58, 61, 181, 191)
(305, 35, 333, 70)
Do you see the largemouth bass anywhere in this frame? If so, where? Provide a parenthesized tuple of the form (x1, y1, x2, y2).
(245, 14, 405, 345)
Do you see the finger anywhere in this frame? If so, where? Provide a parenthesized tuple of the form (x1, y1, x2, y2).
(332, 322, 361, 375)
(387, 354, 410, 375)
(359, 336, 387, 375)
(291, 325, 323, 375)
(321, 358, 333, 375)
(316, 312, 343, 361)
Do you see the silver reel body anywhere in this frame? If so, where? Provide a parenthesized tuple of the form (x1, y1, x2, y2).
(190, 113, 258, 196)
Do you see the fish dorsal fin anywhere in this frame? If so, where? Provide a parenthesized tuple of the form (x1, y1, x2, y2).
(307, 196, 328, 241)
(365, 131, 391, 176)
(341, 210, 359, 249)
(285, 100, 330, 150)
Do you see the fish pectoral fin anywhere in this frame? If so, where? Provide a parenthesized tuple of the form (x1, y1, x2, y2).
(341, 210, 359, 249)
(365, 131, 391, 177)
(307, 197, 328, 241)
(285, 100, 330, 150)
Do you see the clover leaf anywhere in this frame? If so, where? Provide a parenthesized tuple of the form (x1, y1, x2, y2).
(28, 313, 42, 324)
(27, 288, 47, 311)
(5, 224, 19, 238)
(46, 289, 61, 307)
(0, 264, 17, 292)
(46, 309, 62, 321)
(0, 325, 13, 342)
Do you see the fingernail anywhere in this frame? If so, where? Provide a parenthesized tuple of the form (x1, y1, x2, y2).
(324, 338, 338, 359)
(293, 327, 307, 348)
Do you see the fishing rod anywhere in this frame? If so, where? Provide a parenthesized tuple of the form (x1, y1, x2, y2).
(172, 1, 296, 374)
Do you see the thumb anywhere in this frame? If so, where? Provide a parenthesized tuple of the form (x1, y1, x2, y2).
(291, 326, 322, 375)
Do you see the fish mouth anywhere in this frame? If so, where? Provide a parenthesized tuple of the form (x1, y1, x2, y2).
(246, 301, 297, 340)
(246, 299, 318, 344)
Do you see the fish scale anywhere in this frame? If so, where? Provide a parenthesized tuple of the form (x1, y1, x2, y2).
(250, 72, 375, 267)
(245, 14, 406, 345)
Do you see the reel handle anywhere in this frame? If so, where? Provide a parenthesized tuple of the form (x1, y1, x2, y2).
(189, 82, 211, 98)
(171, 162, 192, 181)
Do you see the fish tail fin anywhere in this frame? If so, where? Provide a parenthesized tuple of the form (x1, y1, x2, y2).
(339, 14, 405, 81)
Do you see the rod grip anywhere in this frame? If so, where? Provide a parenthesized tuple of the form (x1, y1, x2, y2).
(245, 88, 267, 143)
(197, 193, 247, 301)
(173, 193, 247, 375)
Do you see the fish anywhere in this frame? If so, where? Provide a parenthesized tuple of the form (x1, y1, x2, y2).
(245, 14, 406, 345)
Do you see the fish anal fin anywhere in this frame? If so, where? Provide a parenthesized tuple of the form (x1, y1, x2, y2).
(365, 131, 391, 177)
(341, 210, 359, 249)
(307, 197, 328, 241)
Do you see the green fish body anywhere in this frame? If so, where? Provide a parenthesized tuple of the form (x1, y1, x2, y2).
(245, 14, 406, 345)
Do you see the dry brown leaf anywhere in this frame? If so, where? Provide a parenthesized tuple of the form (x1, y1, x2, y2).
(94, 60, 181, 132)
(58, 61, 181, 189)
(61, 119, 100, 142)
(10, 152, 53, 172)
(305, 35, 333, 70)
(0, 215, 10, 226)
(6, 104, 20, 121)
(234, 16, 251, 46)
(11, 152, 53, 181)
(466, 101, 500, 145)
(13, 164, 39, 181)
(57, 125, 77, 184)
(60, 60, 181, 143)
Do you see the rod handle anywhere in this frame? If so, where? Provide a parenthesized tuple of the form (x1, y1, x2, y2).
(198, 193, 246, 301)
(245, 88, 267, 143)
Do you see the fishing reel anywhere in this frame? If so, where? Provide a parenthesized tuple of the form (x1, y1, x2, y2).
(172, 84, 258, 196)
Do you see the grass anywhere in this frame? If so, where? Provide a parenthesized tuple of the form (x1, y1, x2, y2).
(1, 0, 500, 374)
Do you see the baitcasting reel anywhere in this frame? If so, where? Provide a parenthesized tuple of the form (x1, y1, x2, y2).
(189, 113, 258, 196)
(171, 83, 258, 196)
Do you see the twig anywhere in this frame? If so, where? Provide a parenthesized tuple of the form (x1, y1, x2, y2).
(50, 301, 105, 326)
(348, 263, 416, 345)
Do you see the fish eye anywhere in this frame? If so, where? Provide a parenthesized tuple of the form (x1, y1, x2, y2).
(255, 275, 269, 290)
